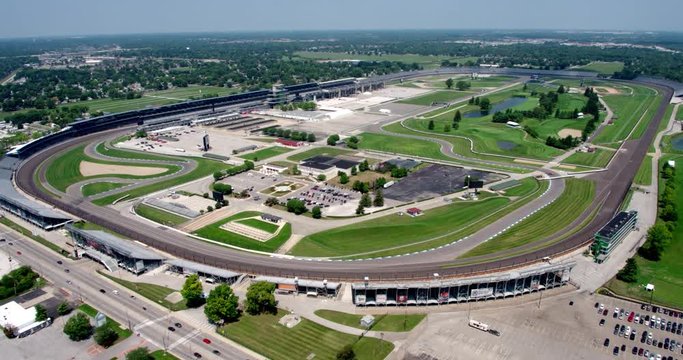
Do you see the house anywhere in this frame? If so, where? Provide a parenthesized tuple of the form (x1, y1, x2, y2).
(407, 207, 423, 217)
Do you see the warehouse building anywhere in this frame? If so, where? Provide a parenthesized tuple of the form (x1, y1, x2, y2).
(0, 301, 51, 338)
(351, 262, 574, 306)
(298, 155, 360, 179)
(66, 224, 164, 274)
(592, 211, 638, 263)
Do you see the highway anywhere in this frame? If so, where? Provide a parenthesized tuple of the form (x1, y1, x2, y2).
(12, 72, 675, 282)
(0, 226, 255, 360)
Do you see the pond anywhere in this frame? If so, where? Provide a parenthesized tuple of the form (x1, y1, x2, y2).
(671, 135, 683, 151)
(497, 140, 517, 151)
(463, 96, 528, 118)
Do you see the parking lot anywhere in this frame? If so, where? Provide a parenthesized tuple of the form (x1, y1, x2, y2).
(218, 170, 284, 197)
(287, 183, 357, 209)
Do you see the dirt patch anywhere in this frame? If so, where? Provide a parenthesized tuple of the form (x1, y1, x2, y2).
(558, 128, 583, 138)
(513, 159, 547, 166)
(557, 164, 577, 170)
(593, 86, 620, 95)
(79, 161, 167, 177)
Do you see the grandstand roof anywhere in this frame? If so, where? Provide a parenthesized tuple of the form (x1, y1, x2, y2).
(166, 259, 241, 279)
(70, 226, 164, 261)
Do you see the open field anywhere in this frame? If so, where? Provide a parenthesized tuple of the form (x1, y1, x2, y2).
(677, 106, 683, 121)
(286, 146, 355, 162)
(81, 181, 127, 196)
(357, 132, 451, 161)
(218, 309, 394, 360)
(605, 155, 683, 310)
(193, 211, 291, 252)
(99, 271, 187, 311)
(634, 155, 653, 186)
(562, 148, 615, 168)
(575, 61, 624, 75)
(78, 303, 133, 342)
(397, 90, 472, 106)
(96, 142, 179, 161)
(461, 178, 595, 258)
(238, 146, 293, 161)
(593, 84, 660, 145)
(45, 145, 180, 192)
(135, 203, 189, 226)
(314, 310, 425, 332)
(290, 197, 512, 257)
(292, 51, 477, 68)
(502, 177, 541, 197)
(236, 218, 280, 233)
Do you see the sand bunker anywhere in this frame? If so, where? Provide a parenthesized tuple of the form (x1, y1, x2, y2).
(80, 161, 167, 177)
(593, 86, 620, 95)
(558, 128, 583, 138)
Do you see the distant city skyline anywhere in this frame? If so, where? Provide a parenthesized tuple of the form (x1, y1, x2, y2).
(2, 0, 682, 38)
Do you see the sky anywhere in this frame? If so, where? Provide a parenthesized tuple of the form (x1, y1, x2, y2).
(2, 0, 682, 38)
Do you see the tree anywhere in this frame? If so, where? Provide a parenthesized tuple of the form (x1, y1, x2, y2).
(373, 189, 384, 207)
(286, 199, 308, 215)
(307, 133, 316, 142)
(134, 130, 147, 138)
(444, 124, 451, 132)
(360, 193, 372, 207)
(468, 97, 475, 105)
(207, 205, 214, 212)
(126, 347, 154, 360)
(244, 160, 255, 170)
(479, 97, 491, 112)
(213, 171, 223, 181)
(455, 80, 471, 91)
(359, 159, 369, 172)
(57, 302, 72, 316)
(181, 274, 204, 308)
(558, 84, 566, 94)
(660, 204, 678, 222)
(616, 258, 639, 283)
(204, 284, 240, 324)
(346, 136, 359, 149)
(264, 197, 279, 207)
(94, 326, 119, 348)
(336, 345, 356, 360)
(34, 304, 47, 322)
(312, 206, 322, 219)
(317, 174, 326, 182)
(245, 281, 277, 315)
(355, 203, 365, 215)
(213, 183, 232, 195)
(327, 134, 340, 146)
(63, 313, 93, 341)
(639, 223, 672, 261)
(428, 120, 435, 130)
(445, 78, 454, 89)
(453, 110, 462, 123)
(291, 164, 301, 175)
(339, 172, 349, 184)
(351, 166, 358, 176)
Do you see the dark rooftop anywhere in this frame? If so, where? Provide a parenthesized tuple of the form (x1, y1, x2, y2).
(596, 211, 637, 240)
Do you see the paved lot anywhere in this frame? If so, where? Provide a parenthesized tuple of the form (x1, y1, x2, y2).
(0, 241, 21, 275)
(219, 170, 285, 196)
(384, 164, 507, 202)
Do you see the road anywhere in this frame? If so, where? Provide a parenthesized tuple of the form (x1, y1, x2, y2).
(13, 78, 675, 282)
(0, 225, 257, 360)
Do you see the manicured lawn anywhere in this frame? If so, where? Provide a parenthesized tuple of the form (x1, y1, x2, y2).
(92, 156, 227, 206)
(502, 177, 541, 197)
(357, 132, 451, 161)
(218, 309, 394, 360)
(315, 309, 425, 332)
(78, 303, 133, 342)
(96, 142, 179, 161)
(398, 90, 472, 106)
(290, 197, 511, 258)
(99, 272, 187, 311)
(193, 211, 291, 252)
(82, 181, 127, 196)
(634, 155, 653, 186)
(593, 84, 660, 144)
(236, 218, 280, 234)
(135, 203, 189, 227)
(576, 61, 625, 75)
(461, 178, 595, 258)
(45, 145, 179, 192)
(677, 106, 683, 121)
(150, 350, 180, 360)
(287, 147, 355, 162)
(293, 51, 476, 68)
(604, 155, 683, 309)
(563, 148, 615, 168)
(238, 146, 293, 161)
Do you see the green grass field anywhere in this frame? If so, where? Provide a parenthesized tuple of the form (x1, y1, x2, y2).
(661, 133, 683, 155)
(397, 90, 473, 106)
(290, 197, 511, 257)
(605, 155, 683, 309)
(193, 211, 291, 252)
(461, 178, 595, 258)
(78, 303, 132, 342)
(634, 155, 653, 186)
(238, 146, 293, 161)
(576, 61, 624, 75)
(293, 51, 477, 68)
(236, 218, 280, 233)
(562, 148, 615, 168)
(99, 272, 187, 311)
(81, 181, 127, 196)
(96, 142, 179, 161)
(502, 177, 541, 197)
(677, 106, 683, 121)
(286, 147, 355, 162)
(357, 132, 451, 161)
(45, 145, 180, 192)
(593, 84, 660, 145)
(314, 310, 425, 332)
(218, 309, 394, 360)
(135, 203, 189, 226)
(151, 350, 180, 360)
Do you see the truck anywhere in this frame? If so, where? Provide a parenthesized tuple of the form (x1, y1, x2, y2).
(469, 319, 501, 336)
(383, 181, 395, 189)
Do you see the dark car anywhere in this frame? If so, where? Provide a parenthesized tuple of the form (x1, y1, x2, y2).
(174, 322, 182, 328)
(212, 350, 220, 355)
(57, 260, 63, 265)
(595, 302, 600, 308)
(600, 319, 606, 326)
(569, 300, 574, 306)
(613, 346, 619, 355)
(193, 353, 202, 359)
(64, 269, 70, 273)
(614, 324, 620, 335)
(603, 309, 609, 316)
(604, 338, 610, 347)
(620, 344, 625, 352)
(99, 289, 105, 293)
(630, 332, 636, 341)
(167, 326, 175, 332)
(638, 348, 644, 356)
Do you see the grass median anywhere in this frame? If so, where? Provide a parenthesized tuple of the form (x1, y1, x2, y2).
(193, 211, 291, 253)
(315, 309, 425, 332)
(99, 271, 187, 311)
(238, 146, 293, 161)
(134, 203, 189, 227)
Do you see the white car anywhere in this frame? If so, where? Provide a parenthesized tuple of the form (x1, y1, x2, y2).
(625, 326, 631, 337)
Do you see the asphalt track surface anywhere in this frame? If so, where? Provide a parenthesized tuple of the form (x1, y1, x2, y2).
(15, 79, 673, 282)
